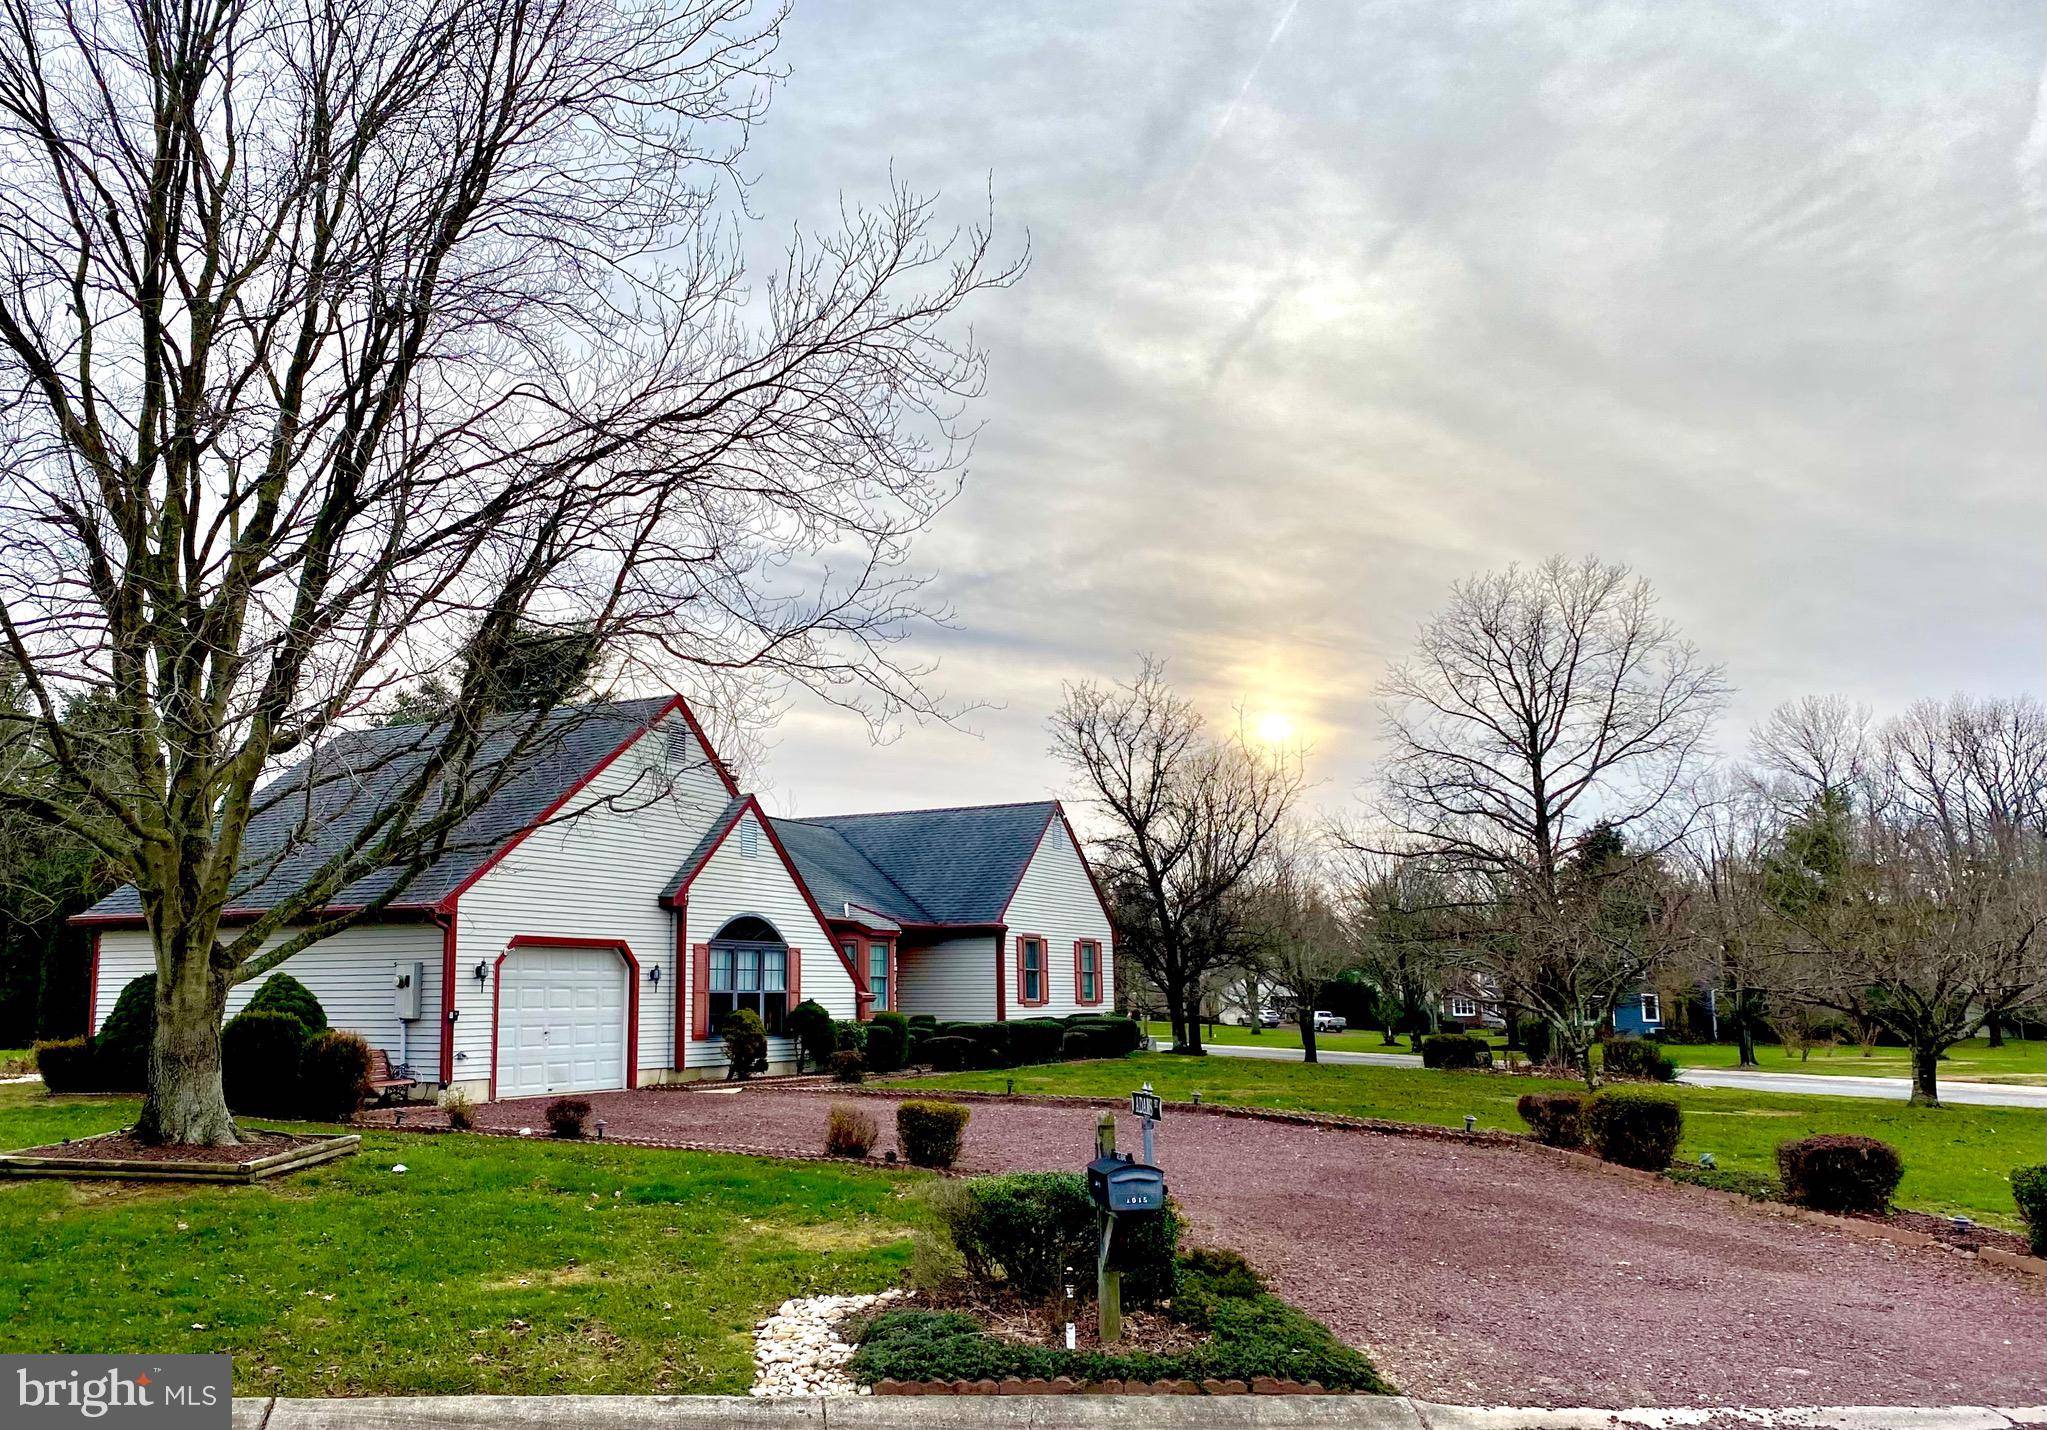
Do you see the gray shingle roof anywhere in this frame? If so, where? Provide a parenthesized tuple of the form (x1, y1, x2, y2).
(659, 795, 750, 902)
(771, 801, 1058, 926)
(79, 696, 678, 922)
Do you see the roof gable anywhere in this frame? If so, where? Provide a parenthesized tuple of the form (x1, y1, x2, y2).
(78, 695, 693, 924)
(773, 801, 1057, 926)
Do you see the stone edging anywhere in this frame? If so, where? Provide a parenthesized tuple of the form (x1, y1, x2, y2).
(0, 1130, 359, 1183)
(871, 1377, 1350, 1396)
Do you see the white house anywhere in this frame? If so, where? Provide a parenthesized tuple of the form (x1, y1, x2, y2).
(75, 696, 1115, 1100)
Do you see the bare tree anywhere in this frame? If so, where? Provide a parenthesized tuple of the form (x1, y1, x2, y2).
(1771, 695, 2047, 1104)
(1359, 556, 1728, 1083)
(1327, 842, 1452, 1051)
(0, 0, 1018, 1143)
(1234, 825, 1349, 1062)
(1750, 695, 1872, 808)
(1673, 776, 1781, 1067)
(1051, 657, 1305, 1054)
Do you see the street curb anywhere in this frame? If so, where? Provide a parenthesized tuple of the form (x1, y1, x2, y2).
(229, 1397, 2047, 1430)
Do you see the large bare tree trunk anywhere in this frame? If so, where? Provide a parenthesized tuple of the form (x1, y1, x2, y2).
(1908, 1042, 1941, 1107)
(1298, 1013, 1319, 1065)
(135, 940, 237, 1146)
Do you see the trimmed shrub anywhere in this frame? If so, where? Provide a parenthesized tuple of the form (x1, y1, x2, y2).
(830, 1049, 866, 1084)
(1586, 1088, 1682, 1171)
(442, 1088, 476, 1130)
(922, 1036, 974, 1072)
(1008, 1018, 1065, 1065)
(221, 1010, 309, 1118)
(937, 1171, 1179, 1306)
(789, 999, 835, 1072)
(95, 974, 157, 1090)
(1515, 1018, 1554, 1064)
(1602, 1036, 1678, 1082)
(1516, 1092, 1586, 1148)
(246, 973, 328, 1034)
(1066, 1014, 1142, 1056)
(897, 1099, 970, 1169)
(2012, 1165, 2047, 1257)
(544, 1096, 593, 1138)
(833, 1019, 869, 1053)
(33, 1037, 100, 1093)
(866, 1011, 909, 1074)
(825, 1102, 879, 1158)
(1420, 1033, 1491, 1070)
(721, 1007, 767, 1079)
(936, 1020, 1012, 1068)
(1776, 1135, 1904, 1215)
(298, 1030, 374, 1120)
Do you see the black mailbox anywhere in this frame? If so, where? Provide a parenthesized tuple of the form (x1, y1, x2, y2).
(1087, 1153, 1167, 1214)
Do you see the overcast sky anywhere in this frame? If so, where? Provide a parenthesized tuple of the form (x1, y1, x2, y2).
(725, 0, 2045, 823)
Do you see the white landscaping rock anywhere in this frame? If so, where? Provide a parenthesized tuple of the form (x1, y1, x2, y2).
(747, 1289, 903, 1398)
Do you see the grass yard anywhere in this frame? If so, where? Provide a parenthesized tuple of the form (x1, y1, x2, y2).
(0, 1084, 924, 1396)
(1144, 1020, 1416, 1056)
(886, 1054, 2043, 1230)
(1656, 1037, 2046, 1085)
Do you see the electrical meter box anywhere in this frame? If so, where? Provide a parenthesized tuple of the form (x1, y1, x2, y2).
(394, 961, 424, 1021)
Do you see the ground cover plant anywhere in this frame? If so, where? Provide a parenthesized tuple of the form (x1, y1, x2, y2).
(884, 1053, 2041, 1228)
(0, 1083, 921, 1395)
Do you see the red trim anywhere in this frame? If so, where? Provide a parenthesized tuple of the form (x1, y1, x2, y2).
(437, 696, 698, 914)
(438, 914, 458, 1084)
(992, 808, 1059, 922)
(1073, 938, 1103, 1006)
(671, 897, 689, 1068)
(490, 935, 642, 1101)
(667, 795, 866, 996)
(1014, 932, 1049, 1008)
(1052, 802, 1118, 932)
(87, 931, 102, 1032)
(993, 928, 1006, 1020)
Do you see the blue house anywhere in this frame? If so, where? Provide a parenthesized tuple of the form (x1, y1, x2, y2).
(1611, 990, 1664, 1037)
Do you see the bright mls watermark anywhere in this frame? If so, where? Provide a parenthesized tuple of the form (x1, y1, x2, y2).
(4, 1356, 229, 1428)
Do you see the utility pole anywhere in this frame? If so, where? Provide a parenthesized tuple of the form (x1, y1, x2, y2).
(1095, 1111, 1121, 1344)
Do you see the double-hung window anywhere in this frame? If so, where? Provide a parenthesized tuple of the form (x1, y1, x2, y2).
(1076, 940, 1101, 1004)
(1450, 995, 1478, 1020)
(1019, 936, 1046, 1005)
(709, 942, 788, 1036)
(868, 943, 890, 1012)
(1639, 993, 1662, 1025)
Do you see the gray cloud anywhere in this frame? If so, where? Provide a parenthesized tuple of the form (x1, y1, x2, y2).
(737, 0, 2047, 821)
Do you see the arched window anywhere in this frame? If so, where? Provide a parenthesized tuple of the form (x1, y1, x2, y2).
(710, 916, 790, 1035)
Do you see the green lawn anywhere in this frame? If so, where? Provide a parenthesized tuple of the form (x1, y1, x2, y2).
(1144, 1021, 1417, 1055)
(0, 1085, 923, 1395)
(886, 1054, 2043, 1230)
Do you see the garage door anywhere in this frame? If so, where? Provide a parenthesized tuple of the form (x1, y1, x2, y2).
(497, 944, 629, 1098)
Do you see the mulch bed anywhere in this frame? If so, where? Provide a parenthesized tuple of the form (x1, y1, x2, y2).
(13, 1128, 316, 1164)
(1883, 1207, 2032, 1257)
(909, 1283, 1211, 1357)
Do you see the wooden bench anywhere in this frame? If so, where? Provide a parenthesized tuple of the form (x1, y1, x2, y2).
(366, 1049, 418, 1106)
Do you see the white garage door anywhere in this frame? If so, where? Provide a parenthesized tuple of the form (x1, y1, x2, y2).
(497, 944, 629, 1098)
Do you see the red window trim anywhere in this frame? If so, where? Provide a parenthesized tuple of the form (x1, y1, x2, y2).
(489, 934, 642, 1102)
(1073, 938, 1103, 1006)
(1015, 932, 1049, 1008)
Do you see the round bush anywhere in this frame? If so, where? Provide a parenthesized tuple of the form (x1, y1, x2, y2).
(896, 1099, 971, 1168)
(1586, 1088, 1682, 1171)
(721, 1007, 767, 1079)
(2012, 1164, 2047, 1256)
(923, 1035, 974, 1072)
(1776, 1134, 1904, 1215)
(246, 973, 328, 1034)
(1516, 1091, 1586, 1148)
(788, 999, 835, 1072)
(1008, 1018, 1065, 1064)
(544, 1096, 593, 1138)
(1601, 1036, 1678, 1082)
(95, 974, 157, 1090)
(830, 1049, 867, 1083)
(222, 1010, 310, 1118)
(298, 1030, 374, 1120)
(866, 1012, 909, 1074)
(33, 1037, 100, 1093)
(1421, 1033, 1492, 1070)
(936, 1171, 1180, 1306)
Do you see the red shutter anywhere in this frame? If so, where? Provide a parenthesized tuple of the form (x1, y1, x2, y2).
(691, 943, 711, 1040)
(887, 942, 898, 1014)
(787, 948, 801, 1017)
(1073, 940, 1084, 1004)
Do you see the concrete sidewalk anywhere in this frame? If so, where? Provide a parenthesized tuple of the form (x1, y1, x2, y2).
(229, 1396, 2047, 1430)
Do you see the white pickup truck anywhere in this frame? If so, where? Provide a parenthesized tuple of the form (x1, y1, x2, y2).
(1312, 1010, 1347, 1033)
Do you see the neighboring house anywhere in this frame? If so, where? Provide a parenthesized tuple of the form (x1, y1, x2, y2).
(74, 696, 1113, 1100)
(1440, 977, 1507, 1031)
(1610, 990, 1664, 1037)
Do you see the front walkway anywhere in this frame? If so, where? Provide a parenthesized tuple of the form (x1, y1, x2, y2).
(454, 1085, 2044, 1410)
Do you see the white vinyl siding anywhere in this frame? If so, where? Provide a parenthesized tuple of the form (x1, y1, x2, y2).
(681, 806, 850, 1070)
(896, 933, 1000, 1021)
(454, 708, 733, 1089)
(91, 923, 444, 1079)
(999, 815, 1114, 1018)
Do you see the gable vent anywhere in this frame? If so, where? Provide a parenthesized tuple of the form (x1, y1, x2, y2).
(663, 727, 692, 768)
(739, 820, 759, 858)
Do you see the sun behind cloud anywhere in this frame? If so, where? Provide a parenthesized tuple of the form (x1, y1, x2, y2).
(1254, 711, 1297, 745)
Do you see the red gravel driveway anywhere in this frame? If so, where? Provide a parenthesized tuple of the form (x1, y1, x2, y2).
(466, 1085, 2045, 1409)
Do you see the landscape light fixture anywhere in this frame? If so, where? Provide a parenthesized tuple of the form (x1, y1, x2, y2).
(594, 1119, 607, 1140)
(1464, 1115, 1476, 1132)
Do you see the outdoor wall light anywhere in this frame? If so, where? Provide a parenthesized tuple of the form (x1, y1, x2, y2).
(648, 965, 661, 985)
(473, 961, 488, 986)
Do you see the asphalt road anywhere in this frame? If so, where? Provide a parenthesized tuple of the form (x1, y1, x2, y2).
(1169, 1038, 2047, 1108)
